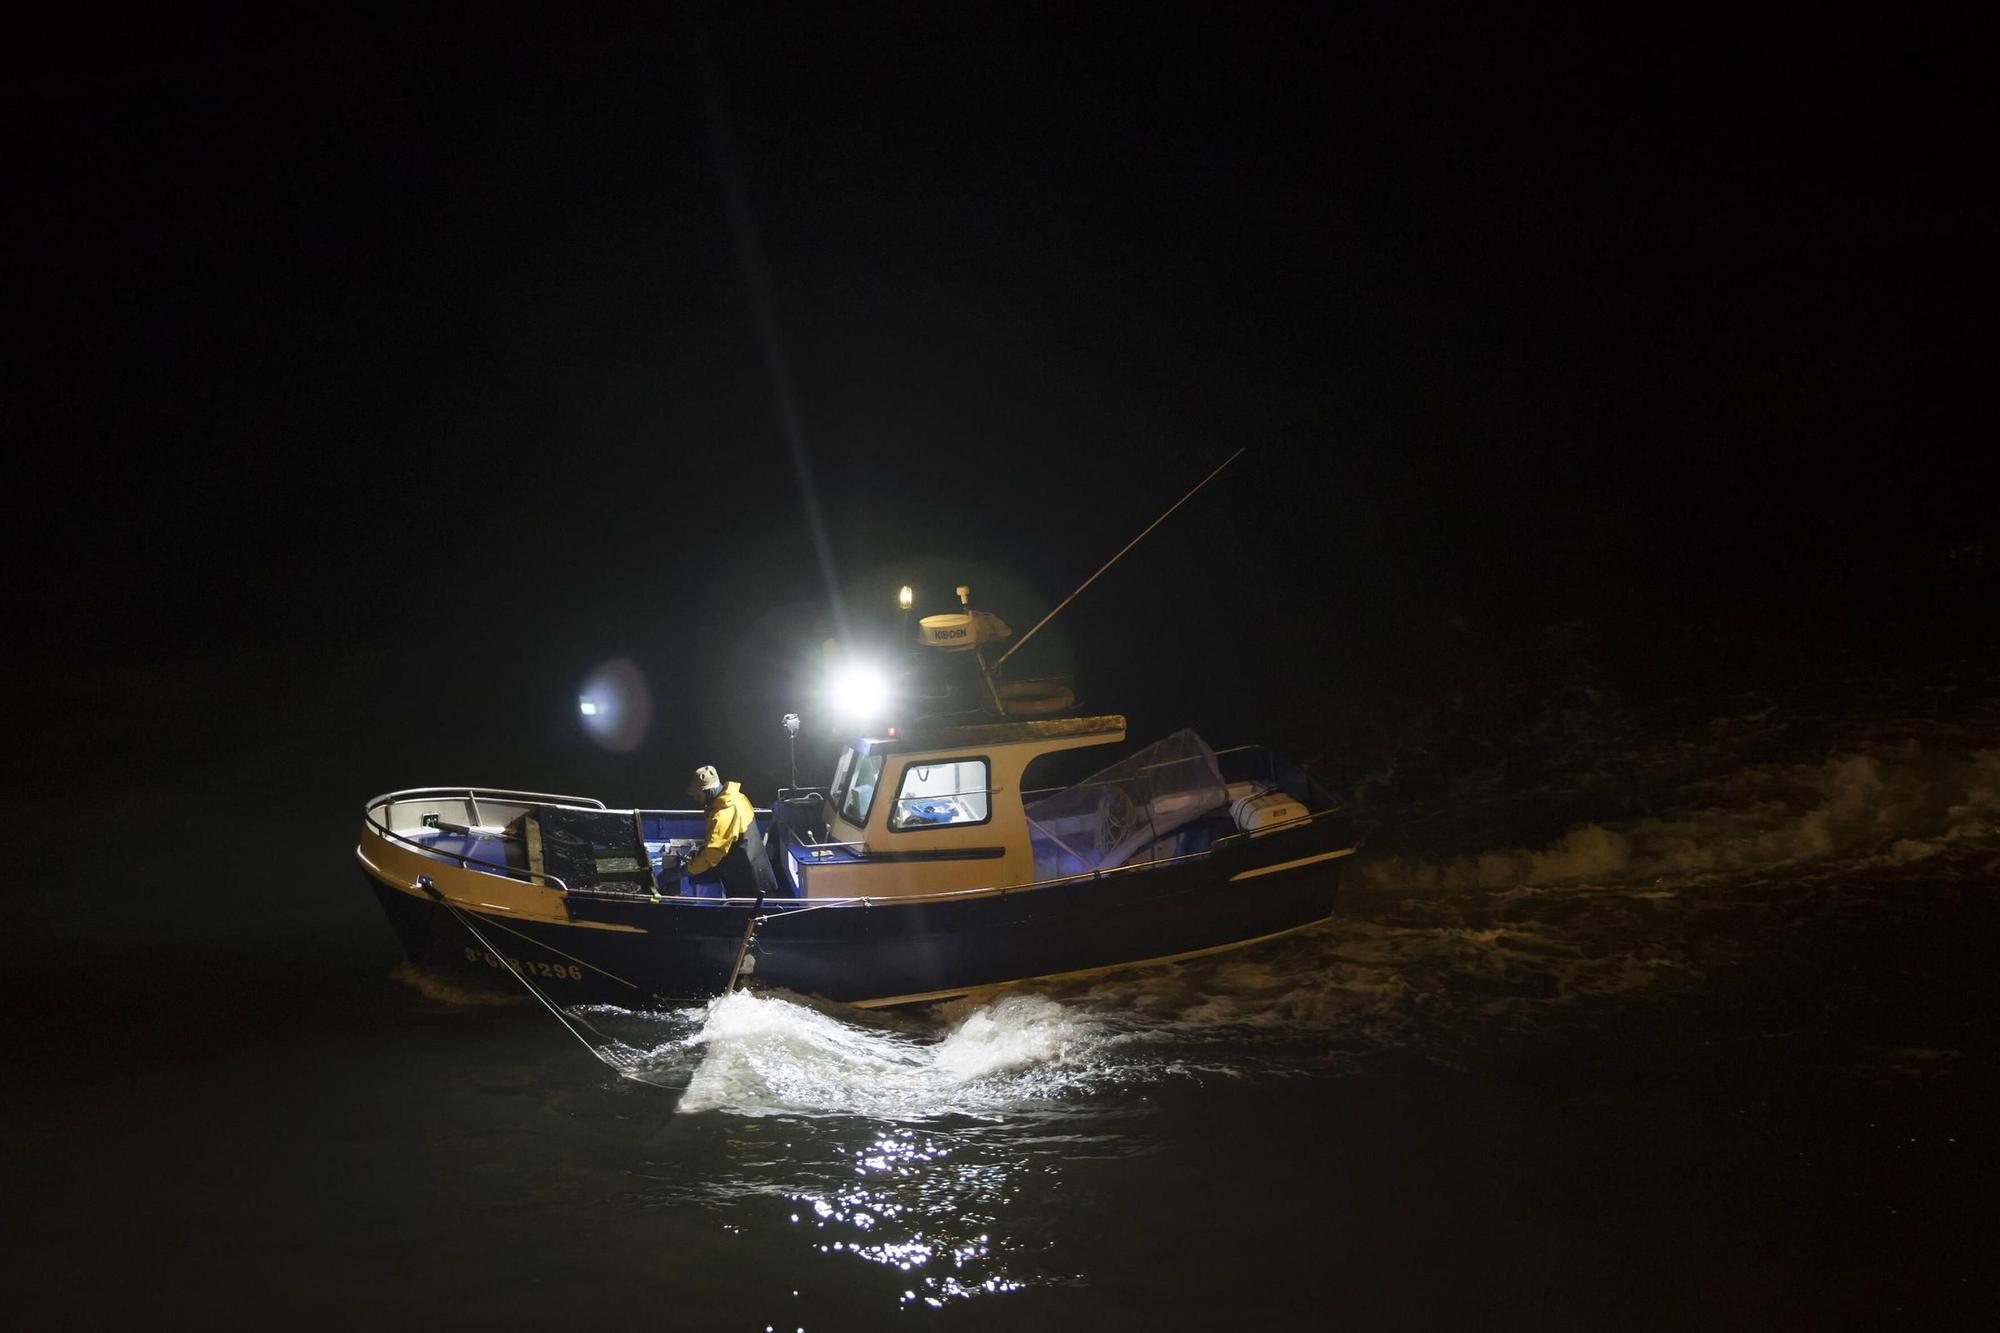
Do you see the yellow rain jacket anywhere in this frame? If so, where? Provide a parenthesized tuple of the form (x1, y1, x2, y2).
(687, 781, 757, 874)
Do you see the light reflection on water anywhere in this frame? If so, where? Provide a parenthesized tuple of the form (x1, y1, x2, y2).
(593, 989, 1168, 1306)
(628, 1116, 1087, 1308)
(792, 1129, 1028, 1307)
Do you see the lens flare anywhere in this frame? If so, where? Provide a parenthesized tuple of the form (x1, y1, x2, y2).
(576, 658, 653, 752)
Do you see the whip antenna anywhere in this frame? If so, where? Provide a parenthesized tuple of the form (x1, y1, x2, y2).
(991, 447, 1246, 672)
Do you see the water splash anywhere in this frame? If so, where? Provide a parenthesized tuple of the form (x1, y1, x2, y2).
(658, 990, 1123, 1119)
(607, 993, 1149, 1307)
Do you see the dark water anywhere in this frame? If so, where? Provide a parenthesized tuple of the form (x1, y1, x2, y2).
(7, 644, 1997, 1329)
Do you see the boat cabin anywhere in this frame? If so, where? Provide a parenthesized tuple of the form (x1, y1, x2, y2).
(772, 713, 1319, 902)
(782, 713, 1128, 899)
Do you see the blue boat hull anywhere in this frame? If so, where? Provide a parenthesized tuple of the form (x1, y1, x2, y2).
(367, 819, 1347, 1008)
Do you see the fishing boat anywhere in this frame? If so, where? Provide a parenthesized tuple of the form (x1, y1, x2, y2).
(357, 712, 1351, 1009)
(358, 458, 1352, 1008)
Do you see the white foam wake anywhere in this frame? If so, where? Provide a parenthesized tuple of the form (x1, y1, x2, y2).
(1363, 747, 2000, 892)
(669, 990, 1110, 1118)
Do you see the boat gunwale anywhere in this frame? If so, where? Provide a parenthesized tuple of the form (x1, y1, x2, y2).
(360, 786, 1353, 914)
(363, 786, 628, 894)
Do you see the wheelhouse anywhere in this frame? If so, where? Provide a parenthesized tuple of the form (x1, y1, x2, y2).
(790, 714, 1129, 899)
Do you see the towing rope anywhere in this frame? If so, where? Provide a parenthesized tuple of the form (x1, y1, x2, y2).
(464, 908, 640, 991)
(425, 882, 645, 1073)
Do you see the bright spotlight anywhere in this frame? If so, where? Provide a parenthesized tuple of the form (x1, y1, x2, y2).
(828, 663, 891, 721)
(579, 698, 599, 716)
(897, 584, 914, 610)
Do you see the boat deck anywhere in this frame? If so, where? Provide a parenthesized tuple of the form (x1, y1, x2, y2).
(400, 817, 805, 901)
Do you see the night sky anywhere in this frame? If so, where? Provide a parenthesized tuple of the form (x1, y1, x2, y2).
(7, 5, 1989, 803)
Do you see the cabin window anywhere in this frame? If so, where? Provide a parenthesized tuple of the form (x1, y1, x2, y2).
(839, 752, 885, 826)
(827, 747, 856, 812)
(888, 758, 991, 831)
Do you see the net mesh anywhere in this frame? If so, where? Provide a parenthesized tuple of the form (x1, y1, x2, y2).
(1024, 729, 1228, 878)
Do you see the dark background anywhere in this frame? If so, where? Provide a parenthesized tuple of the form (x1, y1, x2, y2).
(4, 9, 1996, 1327)
(6, 2, 1989, 811)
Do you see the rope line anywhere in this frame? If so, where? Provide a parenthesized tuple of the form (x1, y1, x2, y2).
(469, 910, 640, 990)
(445, 903, 643, 1071)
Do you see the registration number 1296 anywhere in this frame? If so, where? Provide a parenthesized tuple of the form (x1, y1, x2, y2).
(463, 946, 583, 981)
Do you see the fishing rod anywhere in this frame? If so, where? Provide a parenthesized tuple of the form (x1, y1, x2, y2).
(990, 446, 1246, 673)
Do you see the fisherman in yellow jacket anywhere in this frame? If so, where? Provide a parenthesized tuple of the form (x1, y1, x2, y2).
(670, 764, 779, 899)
